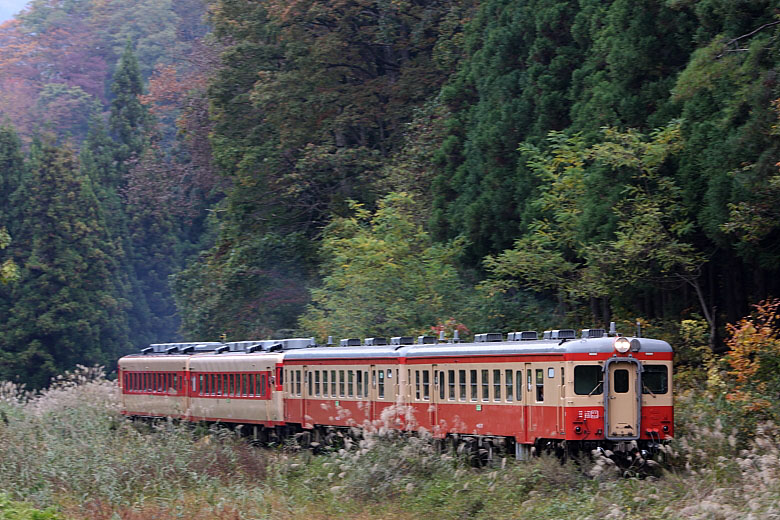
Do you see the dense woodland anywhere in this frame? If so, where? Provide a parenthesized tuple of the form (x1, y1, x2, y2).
(0, 0, 779, 386)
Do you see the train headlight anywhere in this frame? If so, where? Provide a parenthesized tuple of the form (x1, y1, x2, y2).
(614, 337, 631, 353)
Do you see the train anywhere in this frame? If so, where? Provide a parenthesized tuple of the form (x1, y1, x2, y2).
(118, 327, 673, 460)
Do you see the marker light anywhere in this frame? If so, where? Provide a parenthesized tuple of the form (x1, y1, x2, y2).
(614, 337, 631, 353)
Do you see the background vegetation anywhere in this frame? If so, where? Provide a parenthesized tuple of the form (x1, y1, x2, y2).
(0, 0, 778, 383)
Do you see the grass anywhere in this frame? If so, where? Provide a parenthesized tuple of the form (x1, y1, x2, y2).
(0, 366, 779, 519)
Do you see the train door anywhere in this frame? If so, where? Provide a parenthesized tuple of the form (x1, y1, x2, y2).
(302, 365, 311, 428)
(430, 364, 440, 432)
(524, 362, 536, 442)
(605, 360, 640, 440)
(369, 365, 378, 424)
(557, 364, 565, 436)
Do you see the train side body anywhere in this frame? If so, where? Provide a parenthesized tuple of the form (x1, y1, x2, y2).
(119, 335, 673, 454)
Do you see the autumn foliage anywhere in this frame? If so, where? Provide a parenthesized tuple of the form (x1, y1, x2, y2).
(725, 299, 780, 416)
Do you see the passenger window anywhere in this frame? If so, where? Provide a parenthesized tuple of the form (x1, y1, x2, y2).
(448, 370, 455, 400)
(459, 370, 466, 400)
(423, 370, 430, 400)
(322, 370, 329, 397)
(494, 369, 501, 401)
(260, 374, 266, 396)
(307, 371, 312, 396)
(348, 370, 354, 397)
(516, 371, 522, 401)
(574, 365, 603, 395)
(415, 371, 421, 400)
(438, 371, 445, 400)
(505, 369, 513, 402)
(535, 369, 544, 402)
(378, 370, 385, 398)
(481, 369, 489, 401)
(331, 370, 337, 396)
(356, 371, 362, 397)
(296, 370, 302, 396)
(643, 365, 668, 394)
(614, 369, 629, 393)
(315, 371, 321, 396)
(470, 370, 478, 401)
(339, 370, 345, 396)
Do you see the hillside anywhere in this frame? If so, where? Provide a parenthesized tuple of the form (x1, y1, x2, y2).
(0, 1, 778, 383)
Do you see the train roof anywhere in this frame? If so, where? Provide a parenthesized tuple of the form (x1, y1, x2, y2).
(281, 336, 672, 361)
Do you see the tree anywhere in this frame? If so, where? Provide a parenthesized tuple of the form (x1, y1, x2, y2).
(110, 40, 150, 166)
(483, 122, 710, 334)
(0, 144, 129, 387)
(0, 228, 18, 285)
(299, 192, 465, 340)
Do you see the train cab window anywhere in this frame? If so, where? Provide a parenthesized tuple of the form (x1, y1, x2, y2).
(535, 369, 544, 402)
(339, 370, 345, 397)
(448, 370, 455, 400)
(481, 369, 489, 401)
(378, 370, 385, 398)
(505, 370, 513, 402)
(459, 370, 466, 401)
(574, 365, 603, 395)
(516, 371, 522, 401)
(643, 365, 668, 394)
(423, 370, 430, 400)
(494, 370, 501, 401)
(614, 369, 629, 393)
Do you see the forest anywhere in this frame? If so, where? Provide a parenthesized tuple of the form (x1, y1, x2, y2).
(0, 0, 778, 389)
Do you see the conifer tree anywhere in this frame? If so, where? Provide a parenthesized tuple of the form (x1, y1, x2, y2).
(109, 41, 149, 167)
(0, 124, 25, 229)
(0, 144, 130, 388)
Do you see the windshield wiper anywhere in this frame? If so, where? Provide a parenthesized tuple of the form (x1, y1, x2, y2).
(587, 381, 603, 397)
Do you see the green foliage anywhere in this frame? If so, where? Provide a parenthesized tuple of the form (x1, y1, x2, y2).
(0, 494, 61, 520)
(0, 228, 19, 286)
(110, 41, 150, 165)
(483, 122, 704, 322)
(0, 144, 130, 388)
(299, 192, 466, 340)
(172, 230, 314, 341)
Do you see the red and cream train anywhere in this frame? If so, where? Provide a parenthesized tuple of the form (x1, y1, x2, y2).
(118, 328, 673, 459)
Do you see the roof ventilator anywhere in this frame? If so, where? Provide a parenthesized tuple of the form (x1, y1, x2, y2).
(581, 328, 606, 339)
(391, 336, 414, 346)
(417, 335, 436, 344)
(475, 333, 503, 342)
(340, 338, 361, 347)
(550, 329, 576, 340)
(364, 337, 387, 346)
